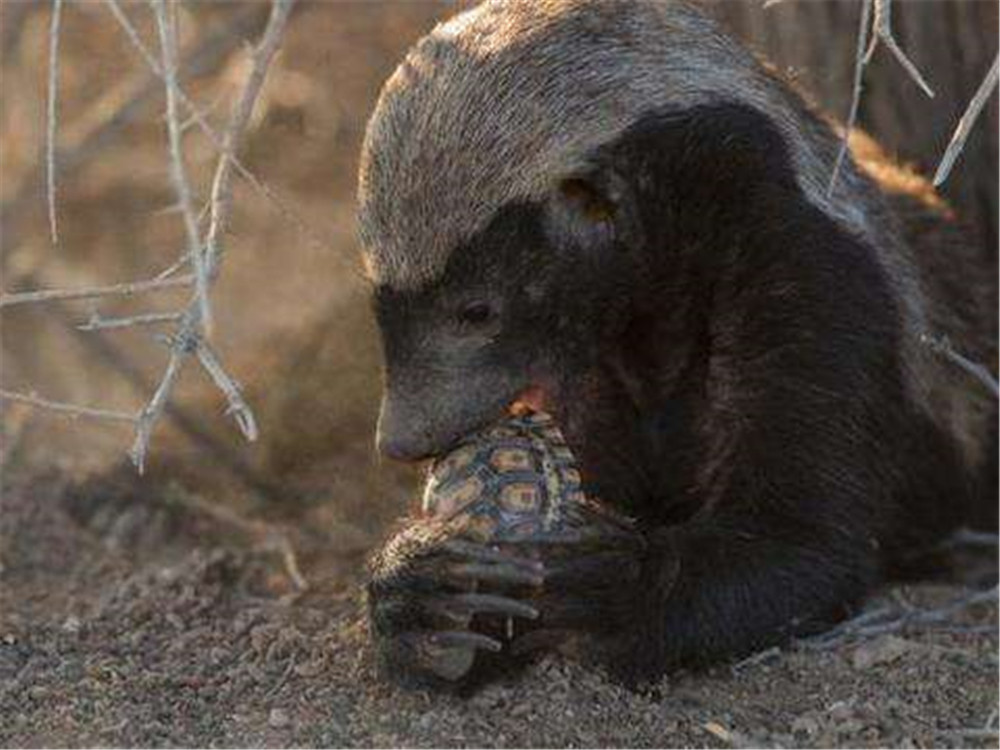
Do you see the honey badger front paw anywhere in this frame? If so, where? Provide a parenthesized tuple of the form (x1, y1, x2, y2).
(367, 530, 545, 684)
(506, 537, 645, 657)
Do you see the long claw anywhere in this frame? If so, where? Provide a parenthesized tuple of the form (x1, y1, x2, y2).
(430, 592, 540, 620)
(441, 539, 543, 571)
(426, 630, 503, 653)
(449, 562, 545, 587)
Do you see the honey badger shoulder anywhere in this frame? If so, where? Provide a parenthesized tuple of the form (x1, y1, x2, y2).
(359, 0, 997, 682)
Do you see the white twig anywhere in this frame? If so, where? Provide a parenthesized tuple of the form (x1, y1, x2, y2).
(163, 485, 308, 590)
(828, 0, 872, 196)
(129, 323, 194, 472)
(195, 341, 258, 441)
(921, 333, 999, 398)
(0, 389, 136, 423)
(864, 0, 935, 98)
(153, 0, 212, 334)
(945, 529, 1000, 548)
(0, 274, 194, 308)
(934, 53, 1000, 187)
(153, 250, 192, 281)
(125, 0, 293, 470)
(803, 585, 998, 648)
(103, 0, 325, 255)
(46, 0, 64, 245)
(78, 310, 183, 331)
(203, 0, 294, 277)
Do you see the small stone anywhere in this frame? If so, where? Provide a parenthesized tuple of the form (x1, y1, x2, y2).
(165, 612, 185, 631)
(293, 658, 326, 677)
(27, 686, 49, 701)
(791, 715, 819, 736)
(703, 721, 731, 742)
(510, 702, 532, 718)
(851, 635, 914, 670)
(828, 701, 855, 722)
(268, 708, 290, 729)
(62, 616, 81, 635)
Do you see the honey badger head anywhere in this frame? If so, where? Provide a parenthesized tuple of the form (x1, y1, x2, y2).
(358, 0, 886, 466)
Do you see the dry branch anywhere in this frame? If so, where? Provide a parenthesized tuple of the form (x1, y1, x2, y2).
(864, 0, 934, 98)
(921, 334, 1000, 398)
(164, 486, 308, 590)
(202, 0, 295, 277)
(195, 341, 258, 441)
(3, 0, 294, 472)
(0, 3, 269, 253)
(152, 0, 212, 333)
(103, 0, 327, 259)
(802, 585, 999, 649)
(829, 0, 940, 194)
(0, 274, 194, 308)
(127, 0, 293, 470)
(78, 311, 183, 331)
(0, 389, 136, 424)
(130, 324, 191, 472)
(934, 53, 1000, 187)
(46, 0, 63, 245)
(828, 0, 871, 195)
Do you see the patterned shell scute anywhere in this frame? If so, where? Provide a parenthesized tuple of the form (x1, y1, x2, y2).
(422, 412, 627, 544)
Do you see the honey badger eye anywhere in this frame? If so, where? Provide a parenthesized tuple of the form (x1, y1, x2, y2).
(457, 300, 494, 326)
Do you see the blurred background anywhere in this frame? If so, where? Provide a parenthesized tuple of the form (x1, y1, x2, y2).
(1, 0, 997, 584)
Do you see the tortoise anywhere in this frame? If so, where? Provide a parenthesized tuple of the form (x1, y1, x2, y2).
(367, 411, 642, 684)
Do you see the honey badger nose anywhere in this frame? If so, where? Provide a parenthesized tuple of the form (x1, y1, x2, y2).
(376, 397, 438, 462)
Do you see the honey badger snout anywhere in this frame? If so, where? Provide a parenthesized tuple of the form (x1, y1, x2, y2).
(376, 367, 527, 461)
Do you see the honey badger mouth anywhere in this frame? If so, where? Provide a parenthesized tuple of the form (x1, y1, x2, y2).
(507, 385, 548, 417)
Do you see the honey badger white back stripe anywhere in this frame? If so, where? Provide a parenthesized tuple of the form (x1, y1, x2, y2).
(357, 0, 879, 291)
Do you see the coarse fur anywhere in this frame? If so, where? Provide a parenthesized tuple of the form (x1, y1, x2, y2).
(359, 0, 997, 685)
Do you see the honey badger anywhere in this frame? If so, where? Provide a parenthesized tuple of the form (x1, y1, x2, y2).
(359, 0, 997, 684)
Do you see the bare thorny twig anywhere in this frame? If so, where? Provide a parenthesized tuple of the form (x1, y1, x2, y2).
(3, 0, 294, 472)
(2, 0, 304, 588)
(802, 0, 998, 392)
(802, 584, 999, 650)
(818, 0, 998, 195)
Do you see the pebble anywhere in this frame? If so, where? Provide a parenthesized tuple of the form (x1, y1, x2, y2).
(791, 715, 819, 736)
(703, 721, 731, 742)
(851, 635, 914, 670)
(827, 701, 855, 722)
(268, 708, 290, 729)
(62, 616, 81, 635)
(510, 702, 532, 718)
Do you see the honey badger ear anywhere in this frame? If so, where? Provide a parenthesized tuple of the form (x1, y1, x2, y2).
(546, 170, 638, 254)
(558, 177, 616, 225)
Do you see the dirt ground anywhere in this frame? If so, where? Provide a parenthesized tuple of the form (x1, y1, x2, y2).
(1, 464, 996, 749)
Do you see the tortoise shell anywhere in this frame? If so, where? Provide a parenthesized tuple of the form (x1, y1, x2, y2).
(421, 411, 633, 545)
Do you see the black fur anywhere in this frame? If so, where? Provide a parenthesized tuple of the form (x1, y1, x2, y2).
(369, 103, 996, 684)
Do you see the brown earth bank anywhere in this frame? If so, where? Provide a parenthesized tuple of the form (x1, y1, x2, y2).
(0, 466, 996, 749)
